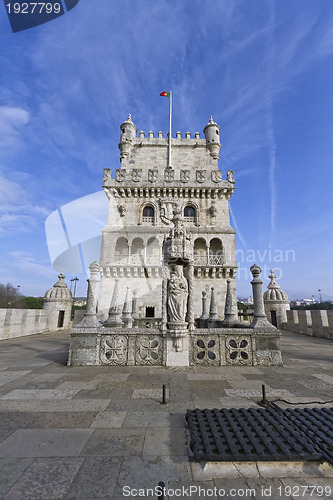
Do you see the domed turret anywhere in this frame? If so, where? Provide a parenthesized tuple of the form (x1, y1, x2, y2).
(118, 114, 137, 160)
(44, 273, 72, 302)
(43, 274, 73, 330)
(264, 270, 290, 328)
(204, 116, 221, 159)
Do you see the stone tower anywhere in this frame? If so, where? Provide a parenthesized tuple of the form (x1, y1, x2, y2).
(98, 115, 238, 323)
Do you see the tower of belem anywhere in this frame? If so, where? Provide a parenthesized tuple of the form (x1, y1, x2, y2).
(98, 115, 238, 323)
(68, 113, 282, 367)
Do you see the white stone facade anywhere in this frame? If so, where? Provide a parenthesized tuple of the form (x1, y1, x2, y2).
(98, 115, 237, 322)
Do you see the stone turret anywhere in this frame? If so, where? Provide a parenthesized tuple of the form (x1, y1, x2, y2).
(264, 270, 290, 328)
(204, 116, 221, 159)
(118, 114, 137, 160)
(43, 273, 72, 330)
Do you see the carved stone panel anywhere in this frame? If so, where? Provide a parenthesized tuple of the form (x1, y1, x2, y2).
(212, 170, 222, 183)
(180, 170, 190, 183)
(196, 170, 206, 183)
(148, 169, 158, 183)
(164, 169, 174, 182)
(193, 336, 220, 365)
(99, 335, 128, 365)
(131, 169, 142, 182)
(160, 199, 174, 225)
(116, 169, 126, 182)
(225, 336, 252, 365)
(135, 335, 162, 365)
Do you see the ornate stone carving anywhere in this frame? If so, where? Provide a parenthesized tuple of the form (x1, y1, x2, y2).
(131, 169, 142, 182)
(212, 170, 222, 183)
(160, 199, 174, 225)
(196, 170, 206, 183)
(193, 337, 220, 365)
(164, 169, 174, 182)
(180, 170, 190, 183)
(116, 169, 126, 182)
(227, 170, 235, 183)
(135, 336, 161, 365)
(100, 335, 128, 365)
(102, 169, 111, 183)
(225, 336, 252, 365)
(118, 204, 126, 217)
(167, 265, 188, 324)
(148, 169, 158, 183)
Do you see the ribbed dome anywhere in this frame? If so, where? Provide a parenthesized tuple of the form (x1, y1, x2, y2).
(44, 274, 72, 302)
(263, 270, 289, 302)
(264, 269, 289, 302)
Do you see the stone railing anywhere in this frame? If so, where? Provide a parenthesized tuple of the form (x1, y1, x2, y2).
(0, 308, 49, 341)
(282, 309, 333, 339)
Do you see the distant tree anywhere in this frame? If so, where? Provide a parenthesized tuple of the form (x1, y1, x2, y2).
(21, 296, 44, 309)
(291, 301, 333, 311)
(0, 283, 24, 308)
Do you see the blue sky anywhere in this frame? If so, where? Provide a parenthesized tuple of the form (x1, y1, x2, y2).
(0, 0, 333, 300)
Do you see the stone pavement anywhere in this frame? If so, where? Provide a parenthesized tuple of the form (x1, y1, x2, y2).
(0, 330, 332, 500)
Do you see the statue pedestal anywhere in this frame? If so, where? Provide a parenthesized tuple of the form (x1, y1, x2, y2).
(166, 334, 189, 366)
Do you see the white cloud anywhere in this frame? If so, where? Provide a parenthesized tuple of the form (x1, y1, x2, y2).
(0, 106, 29, 149)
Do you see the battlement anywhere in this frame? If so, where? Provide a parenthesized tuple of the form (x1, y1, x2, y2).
(118, 115, 221, 166)
(137, 130, 203, 140)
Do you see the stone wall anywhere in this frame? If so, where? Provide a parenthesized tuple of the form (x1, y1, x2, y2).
(0, 308, 49, 340)
(283, 309, 333, 339)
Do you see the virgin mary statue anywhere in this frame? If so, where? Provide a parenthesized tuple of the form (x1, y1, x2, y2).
(167, 265, 188, 323)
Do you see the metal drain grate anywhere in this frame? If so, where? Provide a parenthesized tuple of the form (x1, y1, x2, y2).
(185, 407, 331, 463)
(283, 407, 333, 465)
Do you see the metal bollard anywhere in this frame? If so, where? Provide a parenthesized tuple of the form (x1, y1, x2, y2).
(161, 384, 167, 405)
(157, 481, 165, 499)
(261, 384, 267, 404)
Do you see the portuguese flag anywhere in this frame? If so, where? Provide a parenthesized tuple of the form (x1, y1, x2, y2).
(160, 91, 170, 97)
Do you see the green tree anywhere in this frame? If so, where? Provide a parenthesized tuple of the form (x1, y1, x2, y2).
(21, 296, 44, 309)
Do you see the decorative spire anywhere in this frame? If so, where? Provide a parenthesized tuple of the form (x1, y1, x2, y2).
(104, 279, 123, 327)
(267, 270, 280, 289)
(208, 287, 218, 320)
(222, 279, 236, 326)
(54, 273, 67, 288)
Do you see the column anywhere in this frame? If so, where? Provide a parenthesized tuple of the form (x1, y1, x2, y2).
(76, 261, 101, 328)
(188, 263, 195, 330)
(250, 264, 275, 329)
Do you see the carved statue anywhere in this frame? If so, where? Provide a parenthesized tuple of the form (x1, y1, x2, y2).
(167, 265, 188, 323)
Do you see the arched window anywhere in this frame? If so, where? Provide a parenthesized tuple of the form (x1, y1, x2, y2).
(142, 206, 154, 223)
(184, 206, 195, 218)
(209, 238, 223, 265)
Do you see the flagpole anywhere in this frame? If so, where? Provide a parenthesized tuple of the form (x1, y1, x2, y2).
(168, 89, 172, 168)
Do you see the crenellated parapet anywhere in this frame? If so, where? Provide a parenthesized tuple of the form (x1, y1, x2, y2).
(117, 115, 222, 169)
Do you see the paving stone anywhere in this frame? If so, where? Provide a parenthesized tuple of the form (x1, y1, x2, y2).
(246, 478, 289, 500)
(0, 457, 33, 497)
(90, 411, 127, 428)
(122, 410, 179, 428)
(114, 456, 192, 495)
(168, 480, 216, 499)
(29, 411, 99, 429)
(33, 398, 111, 412)
(81, 428, 145, 456)
(280, 477, 333, 499)
(3, 457, 83, 500)
(0, 429, 94, 457)
(0, 371, 31, 386)
(65, 457, 123, 498)
(142, 427, 187, 456)
(191, 461, 241, 480)
(214, 478, 257, 499)
(0, 411, 39, 429)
